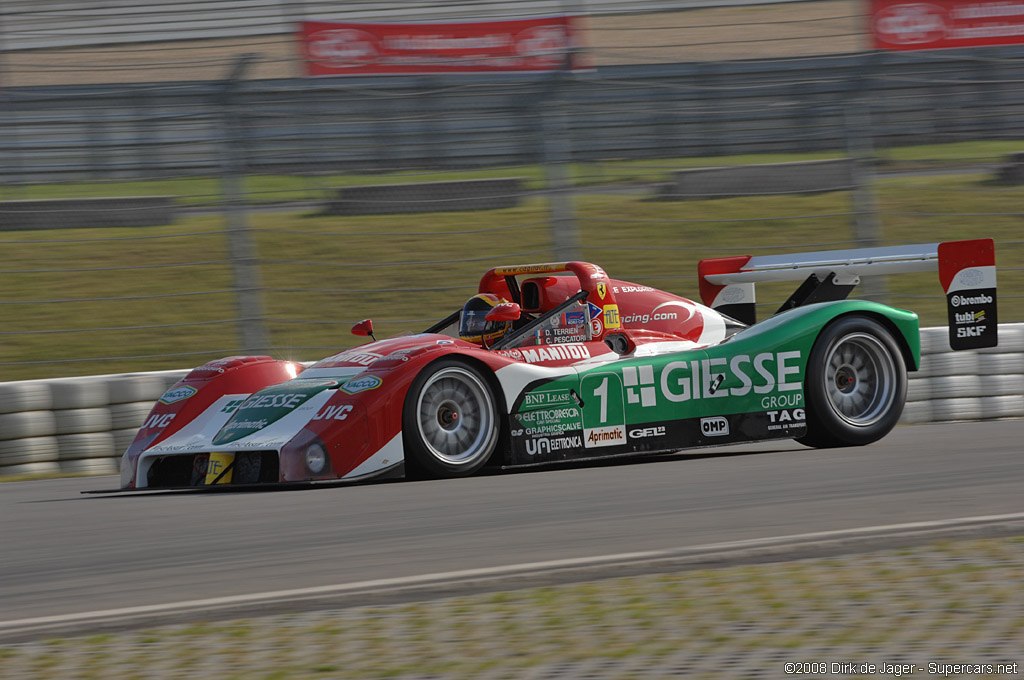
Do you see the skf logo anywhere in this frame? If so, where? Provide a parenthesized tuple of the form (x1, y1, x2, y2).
(596, 282, 607, 299)
(623, 366, 656, 407)
(957, 325, 987, 338)
(700, 416, 730, 437)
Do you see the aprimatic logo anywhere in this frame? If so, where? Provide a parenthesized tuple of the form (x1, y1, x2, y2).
(584, 425, 626, 448)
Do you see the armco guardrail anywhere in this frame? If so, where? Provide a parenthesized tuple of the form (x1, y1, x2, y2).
(0, 325, 1021, 478)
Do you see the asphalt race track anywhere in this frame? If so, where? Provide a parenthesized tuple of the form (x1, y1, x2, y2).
(1, 421, 1021, 634)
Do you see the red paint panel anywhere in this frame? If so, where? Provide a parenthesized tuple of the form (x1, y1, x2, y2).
(697, 255, 751, 307)
(937, 238, 995, 292)
(299, 17, 584, 76)
(870, 0, 1024, 50)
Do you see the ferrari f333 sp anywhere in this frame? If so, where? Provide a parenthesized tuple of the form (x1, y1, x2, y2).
(118, 239, 997, 490)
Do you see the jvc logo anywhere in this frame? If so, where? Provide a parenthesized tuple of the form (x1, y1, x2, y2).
(700, 417, 729, 437)
(314, 404, 353, 421)
(623, 366, 656, 407)
(142, 413, 175, 430)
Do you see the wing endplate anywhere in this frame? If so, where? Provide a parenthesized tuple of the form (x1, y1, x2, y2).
(698, 239, 997, 350)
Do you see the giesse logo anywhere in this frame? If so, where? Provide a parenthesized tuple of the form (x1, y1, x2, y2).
(621, 352, 802, 406)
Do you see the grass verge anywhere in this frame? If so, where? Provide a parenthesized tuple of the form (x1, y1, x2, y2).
(1, 148, 1022, 381)
(1, 535, 1021, 679)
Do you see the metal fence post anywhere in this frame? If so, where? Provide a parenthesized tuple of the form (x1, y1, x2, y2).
(538, 31, 582, 262)
(218, 54, 270, 354)
(540, 93, 581, 261)
(845, 54, 887, 303)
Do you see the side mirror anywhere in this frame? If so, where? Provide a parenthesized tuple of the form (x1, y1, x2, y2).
(486, 303, 522, 323)
(351, 319, 375, 340)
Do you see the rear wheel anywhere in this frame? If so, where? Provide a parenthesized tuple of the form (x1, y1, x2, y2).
(403, 360, 499, 478)
(798, 316, 907, 448)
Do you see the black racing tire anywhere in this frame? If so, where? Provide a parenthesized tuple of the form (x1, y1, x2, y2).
(798, 315, 907, 449)
(403, 359, 500, 479)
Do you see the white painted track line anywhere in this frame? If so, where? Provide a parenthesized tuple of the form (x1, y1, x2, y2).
(3, 511, 1024, 635)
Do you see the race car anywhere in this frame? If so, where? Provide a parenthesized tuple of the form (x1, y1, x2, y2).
(118, 239, 997, 490)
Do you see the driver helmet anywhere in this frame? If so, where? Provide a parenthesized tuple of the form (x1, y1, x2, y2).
(459, 293, 512, 345)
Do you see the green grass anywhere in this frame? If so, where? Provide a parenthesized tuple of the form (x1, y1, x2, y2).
(0, 139, 1015, 205)
(1, 142, 1023, 381)
(0, 536, 1020, 678)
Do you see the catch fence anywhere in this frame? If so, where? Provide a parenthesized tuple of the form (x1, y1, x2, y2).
(0, 1, 1022, 381)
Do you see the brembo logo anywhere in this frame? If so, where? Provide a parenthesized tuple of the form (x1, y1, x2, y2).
(951, 293, 993, 307)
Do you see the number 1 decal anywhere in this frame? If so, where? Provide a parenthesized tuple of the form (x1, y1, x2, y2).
(580, 373, 625, 430)
(593, 377, 609, 423)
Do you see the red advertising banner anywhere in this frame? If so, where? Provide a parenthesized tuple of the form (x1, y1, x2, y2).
(870, 0, 1024, 50)
(299, 17, 583, 76)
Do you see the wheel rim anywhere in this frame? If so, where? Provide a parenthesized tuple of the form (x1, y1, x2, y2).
(822, 332, 897, 427)
(416, 367, 496, 466)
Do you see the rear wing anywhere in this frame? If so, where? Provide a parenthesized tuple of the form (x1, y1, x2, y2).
(698, 239, 997, 351)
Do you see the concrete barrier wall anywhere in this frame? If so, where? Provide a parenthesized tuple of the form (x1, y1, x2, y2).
(0, 197, 178, 231)
(1, 324, 1021, 478)
(654, 160, 855, 200)
(322, 179, 525, 215)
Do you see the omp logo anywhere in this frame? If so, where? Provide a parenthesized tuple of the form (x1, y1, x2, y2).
(623, 365, 656, 407)
(700, 417, 730, 437)
(951, 293, 993, 307)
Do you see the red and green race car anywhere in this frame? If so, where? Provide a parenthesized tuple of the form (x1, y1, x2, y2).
(117, 239, 997, 490)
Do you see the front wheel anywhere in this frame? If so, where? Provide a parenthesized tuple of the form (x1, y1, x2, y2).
(798, 316, 907, 448)
(403, 360, 500, 478)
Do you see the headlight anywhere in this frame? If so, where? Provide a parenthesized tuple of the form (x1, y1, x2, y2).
(305, 443, 327, 474)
